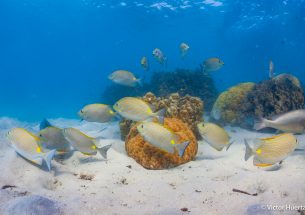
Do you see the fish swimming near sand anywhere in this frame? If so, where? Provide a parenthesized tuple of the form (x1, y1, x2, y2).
(113, 97, 165, 123)
(180, 42, 190, 58)
(78, 104, 116, 123)
(254, 109, 305, 133)
(201, 57, 224, 72)
(269, 60, 275, 78)
(38, 120, 71, 154)
(140, 56, 149, 71)
(137, 122, 190, 157)
(62, 128, 111, 159)
(244, 133, 298, 167)
(197, 122, 233, 151)
(6, 128, 55, 171)
(152, 48, 167, 65)
(108, 70, 142, 87)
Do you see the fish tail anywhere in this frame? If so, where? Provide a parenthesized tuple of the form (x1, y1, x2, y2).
(40, 119, 52, 130)
(226, 140, 235, 151)
(244, 139, 253, 161)
(176, 141, 190, 157)
(137, 78, 143, 87)
(154, 108, 166, 124)
(97, 144, 112, 159)
(253, 117, 269, 130)
(42, 149, 56, 171)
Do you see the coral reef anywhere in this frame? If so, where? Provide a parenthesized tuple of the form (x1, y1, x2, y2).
(119, 92, 204, 140)
(150, 69, 218, 110)
(125, 118, 197, 169)
(211, 82, 255, 125)
(243, 74, 304, 119)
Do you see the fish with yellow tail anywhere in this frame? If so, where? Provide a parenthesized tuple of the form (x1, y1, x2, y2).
(152, 48, 167, 65)
(254, 109, 305, 133)
(6, 128, 55, 171)
(137, 122, 190, 157)
(244, 133, 298, 167)
(108, 70, 142, 87)
(78, 104, 116, 123)
(113, 97, 165, 123)
(140, 56, 149, 71)
(39, 125, 71, 154)
(201, 57, 224, 72)
(180, 42, 190, 58)
(62, 128, 111, 159)
(197, 122, 233, 151)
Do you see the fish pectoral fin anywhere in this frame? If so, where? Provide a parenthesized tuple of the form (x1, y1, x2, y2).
(253, 157, 273, 167)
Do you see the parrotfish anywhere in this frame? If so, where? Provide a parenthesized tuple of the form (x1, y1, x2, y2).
(113, 97, 165, 123)
(6, 128, 55, 171)
(244, 133, 298, 167)
(137, 122, 190, 157)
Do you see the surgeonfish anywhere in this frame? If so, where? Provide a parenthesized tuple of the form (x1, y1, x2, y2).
(39, 125, 71, 154)
(197, 122, 233, 151)
(6, 128, 55, 171)
(244, 133, 298, 167)
(180, 42, 190, 58)
(113, 97, 165, 123)
(137, 122, 190, 157)
(78, 104, 116, 123)
(62, 128, 111, 159)
(108, 70, 142, 87)
(141, 56, 149, 71)
(201, 57, 224, 72)
(152, 48, 167, 65)
(269, 60, 275, 78)
(254, 109, 305, 133)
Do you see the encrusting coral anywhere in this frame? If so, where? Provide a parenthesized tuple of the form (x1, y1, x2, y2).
(125, 118, 197, 169)
(150, 69, 218, 110)
(119, 92, 204, 140)
(242, 74, 304, 120)
(211, 82, 255, 125)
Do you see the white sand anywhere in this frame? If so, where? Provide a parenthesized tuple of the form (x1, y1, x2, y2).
(0, 117, 305, 215)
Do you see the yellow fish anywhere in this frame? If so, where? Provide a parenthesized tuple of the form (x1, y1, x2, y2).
(113, 97, 165, 123)
(201, 57, 224, 72)
(62, 128, 111, 158)
(244, 133, 298, 167)
(197, 122, 233, 151)
(141, 56, 149, 71)
(6, 128, 55, 171)
(78, 104, 116, 123)
(108, 70, 142, 87)
(137, 122, 190, 157)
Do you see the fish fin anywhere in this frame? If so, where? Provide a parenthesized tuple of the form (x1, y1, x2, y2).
(40, 119, 52, 130)
(97, 144, 112, 159)
(253, 157, 273, 167)
(42, 150, 56, 171)
(253, 117, 269, 130)
(137, 79, 143, 87)
(244, 139, 254, 161)
(176, 141, 190, 157)
(226, 140, 234, 151)
(154, 108, 166, 124)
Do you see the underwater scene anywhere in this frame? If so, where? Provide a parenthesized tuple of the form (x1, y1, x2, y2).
(1, 0, 305, 214)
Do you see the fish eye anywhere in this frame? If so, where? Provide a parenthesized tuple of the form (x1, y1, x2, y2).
(141, 125, 144, 128)
(39, 134, 42, 137)
(80, 110, 84, 113)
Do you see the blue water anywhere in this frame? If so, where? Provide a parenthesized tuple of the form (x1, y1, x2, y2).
(1, 0, 305, 121)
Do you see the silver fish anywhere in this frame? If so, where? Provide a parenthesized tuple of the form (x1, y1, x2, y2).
(254, 109, 305, 133)
(108, 70, 142, 87)
(269, 60, 275, 78)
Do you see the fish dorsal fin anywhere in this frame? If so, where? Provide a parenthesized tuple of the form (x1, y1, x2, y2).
(77, 130, 94, 140)
(259, 133, 290, 142)
(40, 119, 52, 130)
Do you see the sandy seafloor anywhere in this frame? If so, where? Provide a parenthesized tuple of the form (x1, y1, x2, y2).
(0, 117, 304, 215)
